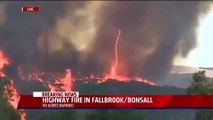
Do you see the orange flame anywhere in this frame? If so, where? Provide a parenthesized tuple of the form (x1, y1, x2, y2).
(21, 30, 157, 87)
(20, 67, 73, 91)
(0, 50, 9, 77)
(20, 110, 27, 120)
(110, 29, 121, 77)
(60, 69, 72, 91)
(3, 80, 26, 120)
(0, 50, 26, 120)
(3, 80, 20, 109)
(1, 28, 158, 119)
(47, 69, 72, 91)
(106, 30, 158, 86)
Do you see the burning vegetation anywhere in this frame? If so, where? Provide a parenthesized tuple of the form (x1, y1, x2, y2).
(0, 29, 157, 120)
(0, 51, 26, 120)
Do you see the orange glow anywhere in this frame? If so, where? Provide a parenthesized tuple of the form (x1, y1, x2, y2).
(0, 50, 26, 120)
(20, 110, 27, 120)
(47, 69, 72, 91)
(14, 29, 157, 87)
(0, 50, 9, 77)
(105, 30, 158, 86)
(22, 67, 73, 91)
(60, 69, 72, 91)
(110, 29, 121, 77)
(4, 80, 20, 109)
(0, 28, 159, 120)
(3, 80, 26, 120)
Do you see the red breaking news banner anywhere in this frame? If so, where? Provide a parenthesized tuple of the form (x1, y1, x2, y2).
(17, 91, 213, 109)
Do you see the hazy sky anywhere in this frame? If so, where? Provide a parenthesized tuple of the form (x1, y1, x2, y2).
(175, 5, 213, 67)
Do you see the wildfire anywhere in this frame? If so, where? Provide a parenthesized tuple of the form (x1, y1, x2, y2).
(0, 50, 26, 120)
(18, 66, 73, 91)
(0, 29, 158, 120)
(16, 29, 157, 87)
(20, 110, 27, 120)
(0, 50, 9, 77)
(3, 80, 27, 120)
(105, 30, 158, 86)
(47, 69, 72, 91)
(60, 69, 72, 91)
(3, 80, 20, 109)
(110, 29, 121, 77)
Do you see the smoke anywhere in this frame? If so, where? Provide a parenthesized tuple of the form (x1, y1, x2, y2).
(0, 1, 86, 73)
(0, 1, 211, 81)
(86, 1, 211, 80)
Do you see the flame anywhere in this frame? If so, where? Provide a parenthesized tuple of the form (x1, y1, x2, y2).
(16, 29, 157, 88)
(20, 67, 73, 91)
(110, 29, 121, 77)
(20, 110, 27, 120)
(0, 50, 26, 120)
(3, 80, 20, 109)
(3, 80, 27, 120)
(0, 28, 159, 120)
(0, 50, 9, 77)
(47, 69, 72, 91)
(105, 30, 158, 86)
(60, 69, 72, 91)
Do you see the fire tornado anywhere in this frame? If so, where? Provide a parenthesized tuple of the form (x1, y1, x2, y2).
(111, 29, 121, 77)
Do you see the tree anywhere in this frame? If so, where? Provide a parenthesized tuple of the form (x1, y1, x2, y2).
(187, 71, 210, 94)
(187, 71, 213, 120)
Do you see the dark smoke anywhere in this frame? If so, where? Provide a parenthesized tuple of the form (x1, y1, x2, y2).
(87, 1, 211, 80)
(0, 1, 85, 74)
(0, 1, 211, 81)
(1, 2, 64, 65)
